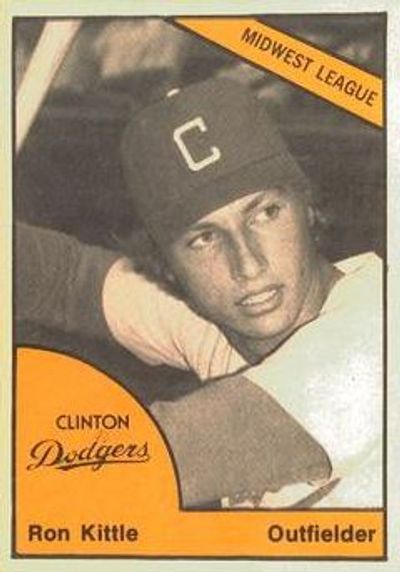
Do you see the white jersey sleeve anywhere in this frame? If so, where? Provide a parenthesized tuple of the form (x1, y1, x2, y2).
(102, 257, 245, 379)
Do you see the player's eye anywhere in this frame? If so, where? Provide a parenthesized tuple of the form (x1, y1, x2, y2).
(187, 230, 217, 250)
(251, 202, 282, 225)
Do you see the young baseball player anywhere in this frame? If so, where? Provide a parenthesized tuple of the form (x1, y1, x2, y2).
(16, 79, 382, 508)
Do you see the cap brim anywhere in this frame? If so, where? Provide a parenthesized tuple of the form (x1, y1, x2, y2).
(149, 153, 310, 245)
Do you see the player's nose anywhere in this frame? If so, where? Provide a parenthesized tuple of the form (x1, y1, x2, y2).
(227, 230, 268, 281)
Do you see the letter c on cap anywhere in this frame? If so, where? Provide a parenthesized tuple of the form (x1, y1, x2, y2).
(173, 116, 221, 172)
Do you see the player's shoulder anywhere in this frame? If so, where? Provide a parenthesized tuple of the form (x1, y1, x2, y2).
(334, 251, 382, 279)
(326, 250, 382, 322)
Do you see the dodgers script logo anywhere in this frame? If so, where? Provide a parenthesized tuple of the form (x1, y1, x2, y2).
(173, 116, 221, 172)
(25, 414, 150, 472)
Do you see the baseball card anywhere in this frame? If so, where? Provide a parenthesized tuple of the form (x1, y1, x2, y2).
(1, 1, 399, 571)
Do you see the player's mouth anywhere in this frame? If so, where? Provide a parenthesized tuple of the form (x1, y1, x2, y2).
(236, 285, 284, 316)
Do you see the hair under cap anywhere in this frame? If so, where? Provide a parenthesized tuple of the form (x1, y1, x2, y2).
(121, 78, 310, 245)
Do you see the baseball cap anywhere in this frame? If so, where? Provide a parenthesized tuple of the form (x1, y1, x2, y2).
(121, 78, 310, 245)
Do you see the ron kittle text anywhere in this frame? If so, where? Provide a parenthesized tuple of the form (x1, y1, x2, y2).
(28, 522, 139, 542)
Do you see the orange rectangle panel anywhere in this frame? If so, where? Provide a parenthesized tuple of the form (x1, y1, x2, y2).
(175, 18, 383, 127)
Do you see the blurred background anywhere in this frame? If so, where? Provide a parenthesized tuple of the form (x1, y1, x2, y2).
(14, 15, 386, 403)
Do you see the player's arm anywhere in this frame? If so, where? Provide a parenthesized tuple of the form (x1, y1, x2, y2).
(15, 221, 118, 342)
(150, 272, 382, 509)
(16, 221, 210, 370)
(150, 372, 332, 508)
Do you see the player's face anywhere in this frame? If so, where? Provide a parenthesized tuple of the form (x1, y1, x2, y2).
(166, 188, 325, 358)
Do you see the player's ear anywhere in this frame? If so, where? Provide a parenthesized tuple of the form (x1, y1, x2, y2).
(164, 268, 189, 301)
(162, 263, 185, 293)
(165, 267, 178, 285)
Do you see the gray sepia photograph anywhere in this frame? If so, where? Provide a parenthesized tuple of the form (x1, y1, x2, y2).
(14, 14, 385, 510)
